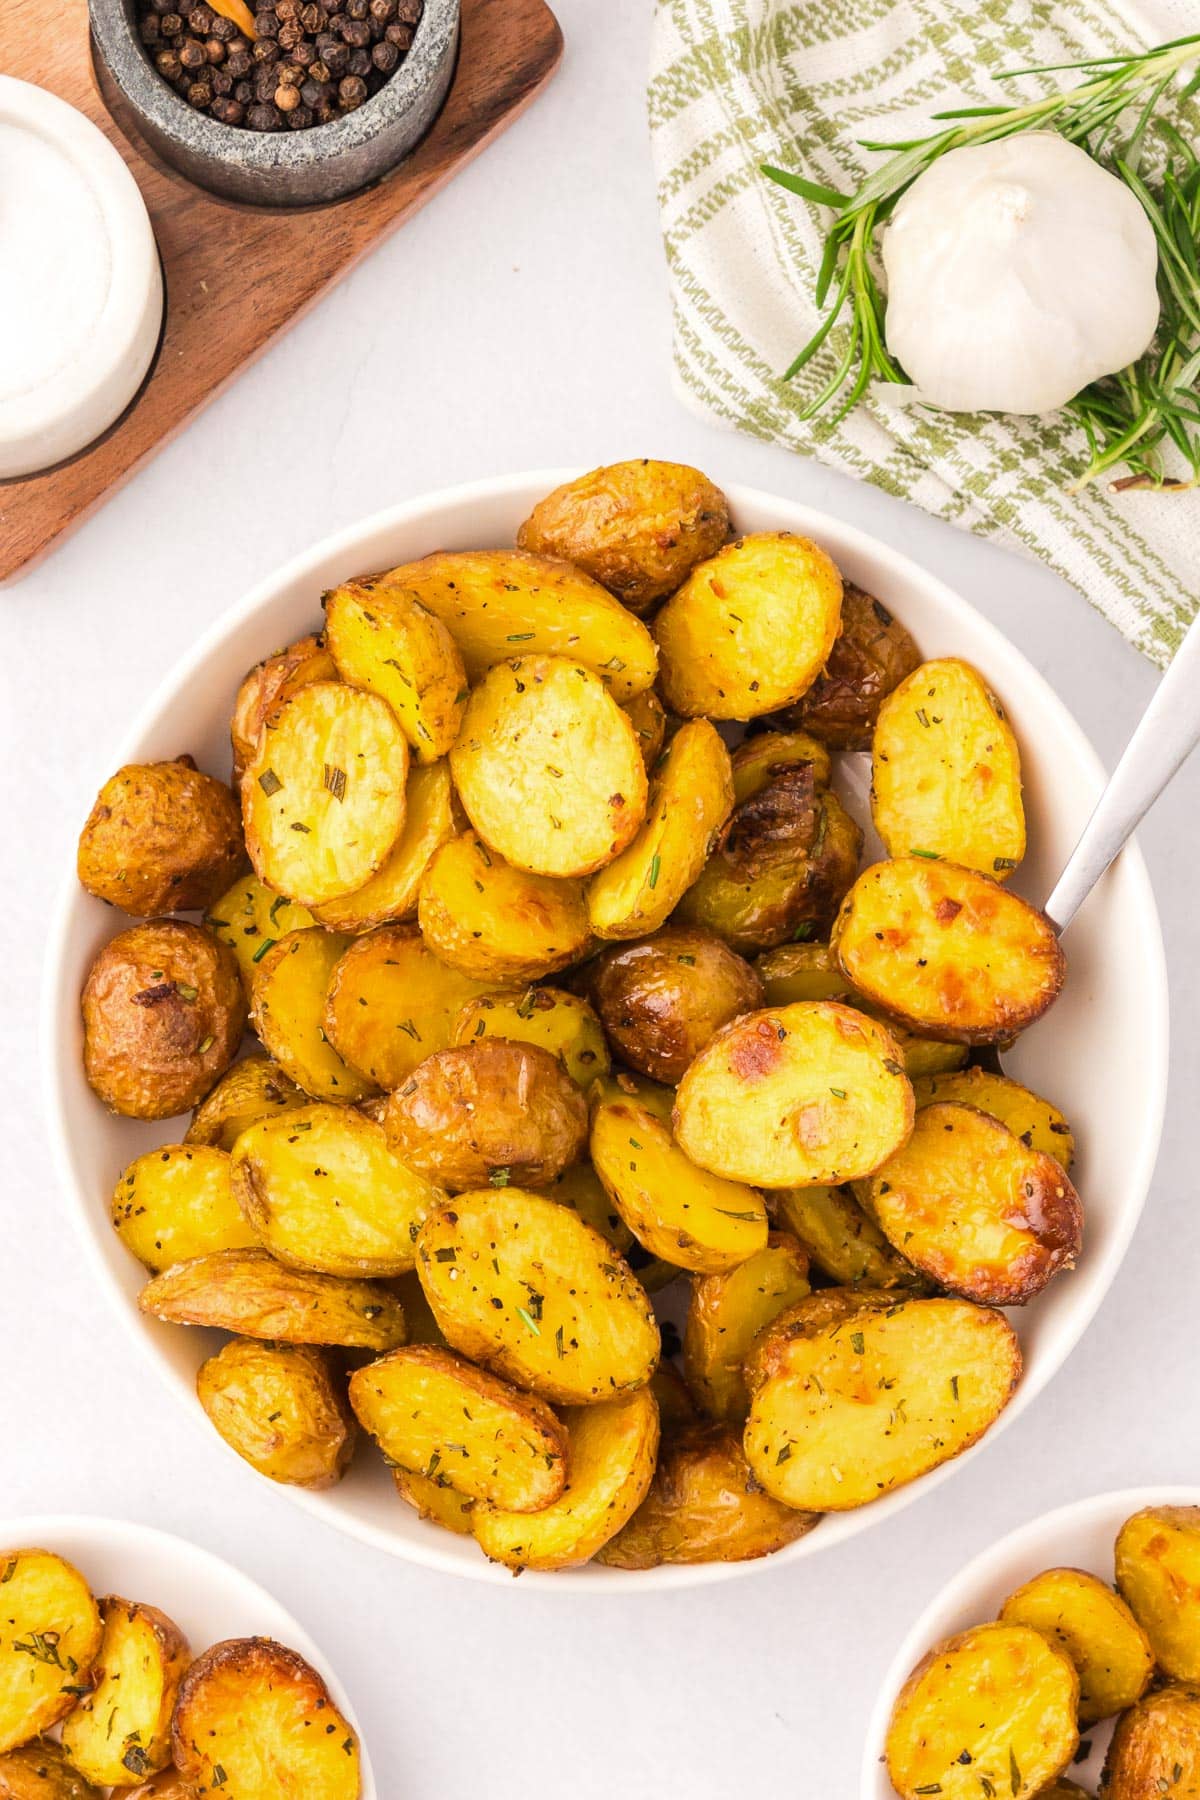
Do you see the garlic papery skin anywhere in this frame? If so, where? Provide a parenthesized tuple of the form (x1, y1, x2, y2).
(881, 131, 1160, 415)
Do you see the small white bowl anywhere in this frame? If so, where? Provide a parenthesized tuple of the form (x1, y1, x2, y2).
(42, 472, 1169, 1590)
(861, 1486, 1200, 1798)
(0, 1514, 375, 1796)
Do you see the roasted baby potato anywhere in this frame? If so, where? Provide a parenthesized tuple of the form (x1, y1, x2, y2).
(473, 1388, 659, 1572)
(416, 1188, 659, 1404)
(186, 1055, 305, 1152)
(451, 988, 609, 1087)
(383, 1040, 587, 1192)
(914, 1066, 1074, 1168)
(585, 719, 734, 939)
(516, 460, 730, 613)
(172, 1638, 360, 1800)
(324, 576, 467, 762)
(597, 1423, 820, 1569)
(231, 1103, 445, 1277)
(683, 1233, 811, 1421)
(653, 533, 843, 720)
(622, 687, 667, 768)
(417, 832, 592, 983)
(884, 1622, 1079, 1800)
(322, 925, 490, 1091)
(780, 581, 922, 750)
(393, 1467, 475, 1536)
(197, 1338, 356, 1489)
(730, 728, 833, 800)
(1103, 1683, 1200, 1800)
(112, 1144, 259, 1273)
(673, 1001, 914, 1188)
(772, 1183, 925, 1291)
(873, 658, 1026, 878)
(999, 1565, 1154, 1724)
(250, 928, 374, 1103)
(60, 1598, 189, 1785)
(582, 927, 762, 1084)
(230, 631, 337, 788)
(743, 1292, 1021, 1510)
(649, 1361, 701, 1431)
(243, 680, 409, 907)
(755, 942, 968, 1078)
(311, 760, 457, 933)
(0, 1741, 105, 1799)
(139, 1248, 406, 1350)
(77, 759, 245, 917)
(1036, 1784, 1094, 1800)
(862, 1102, 1083, 1306)
(203, 871, 316, 997)
(1116, 1505, 1200, 1681)
(832, 857, 1065, 1043)
(0, 1550, 102, 1753)
(349, 1345, 568, 1510)
(451, 656, 647, 879)
(81, 920, 246, 1120)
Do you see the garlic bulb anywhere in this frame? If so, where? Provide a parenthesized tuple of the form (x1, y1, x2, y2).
(881, 131, 1160, 415)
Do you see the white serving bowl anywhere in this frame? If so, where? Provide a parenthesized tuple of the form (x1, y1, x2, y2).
(0, 1514, 375, 1795)
(861, 1485, 1200, 1797)
(43, 472, 1169, 1590)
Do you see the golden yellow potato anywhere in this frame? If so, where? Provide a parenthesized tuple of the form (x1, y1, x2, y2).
(243, 680, 409, 907)
(683, 1233, 811, 1421)
(913, 1066, 1074, 1168)
(0, 1550, 102, 1754)
(350, 1345, 568, 1511)
(582, 927, 762, 1085)
(543, 1161, 639, 1261)
(451, 656, 647, 879)
(597, 1423, 820, 1569)
(416, 1188, 659, 1404)
(622, 687, 667, 768)
(81, 920, 246, 1121)
(392, 1467, 475, 1536)
(0, 1741, 105, 1799)
(743, 1292, 1021, 1510)
(999, 1566, 1154, 1725)
(111, 1144, 259, 1273)
(138, 1248, 406, 1350)
(324, 576, 467, 762)
(250, 928, 375, 1103)
(452, 988, 609, 1087)
(203, 871, 316, 997)
(77, 759, 246, 917)
(653, 533, 843, 720)
(186, 1055, 305, 1152)
(884, 1623, 1079, 1800)
(673, 1001, 914, 1188)
(60, 1598, 189, 1786)
(473, 1388, 660, 1572)
(123, 1775, 198, 1800)
(782, 581, 922, 751)
(873, 658, 1026, 878)
(516, 460, 730, 612)
(1116, 1506, 1200, 1681)
(197, 1338, 356, 1490)
(230, 630, 337, 788)
(172, 1639, 360, 1800)
(772, 1183, 925, 1291)
(311, 760, 457, 933)
(755, 944, 968, 1078)
(1103, 1683, 1200, 1800)
(322, 925, 490, 1092)
(231, 1103, 445, 1277)
(417, 833, 592, 983)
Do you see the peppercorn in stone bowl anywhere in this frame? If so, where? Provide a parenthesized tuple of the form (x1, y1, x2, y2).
(90, 0, 459, 205)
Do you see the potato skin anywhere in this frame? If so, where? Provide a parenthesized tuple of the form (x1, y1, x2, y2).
(139, 1248, 406, 1350)
(393, 1467, 475, 1536)
(252, 928, 375, 1104)
(583, 927, 763, 1084)
(230, 631, 337, 788)
(779, 581, 922, 750)
(203, 872, 316, 998)
(0, 1742, 105, 1799)
(1103, 1684, 1200, 1800)
(323, 925, 489, 1093)
(81, 920, 246, 1120)
(59, 1597, 189, 1785)
(185, 1055, 305, 1152)
(773, 1183, 927, 1291)
(451, 988, 609, 1088)
(683, 1233, 812, 1422)
(324, 576, 467, 763)
(998, 1565, 1154, 1725)
(77, 759, 246, 917)
(0, 1551, 102, 1754)
(914, 1065, 1074, 1168)
(1116, 1505, 1200, 1681)
(197, 1339, 357, 1489)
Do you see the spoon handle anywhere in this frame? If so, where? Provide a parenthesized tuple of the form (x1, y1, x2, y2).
(1045, 604, 1200, 932)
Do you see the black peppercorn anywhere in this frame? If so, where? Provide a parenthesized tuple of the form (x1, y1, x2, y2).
(341, 17, 370, 45)
(204, 35, 226, 59)
(369, 0, 396, 19)
(252, 36, 280, 61)
(394, 0, 421, 20)
(188, 3, 214, 29)
(155, 45, 182, 77)
(246, 100, 281, 128)
(292, 39, 316, 65)
(225, 45, 252, 74)
(211, 95, 245, 122)
(321, 36, 349, 72)
(346, 0, 368, 18)
(140, 13, 161, 41)
(370, 36, 398, 71)
(287, 101, 314, 127)
(210, 12, 235, 36)
(234, 78, 253, 101)
(256, 9, 280, 35)
(179, 36, 206, 66)
(384, 20, 412, 46)
(161, 11, 183, 32)
(187, 77, 213, 106)
(299, 1, 326, 28)
(337, 72, 367, 106)
(211, 66, 234, 93)
(346, 45, 370, 73)
(299, 76, 327, 106)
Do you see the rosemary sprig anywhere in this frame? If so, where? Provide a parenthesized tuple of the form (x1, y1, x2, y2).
(763, 34, 1200, 489)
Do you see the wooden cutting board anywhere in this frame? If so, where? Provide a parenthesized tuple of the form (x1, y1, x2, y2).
(0, 0, 562, 582)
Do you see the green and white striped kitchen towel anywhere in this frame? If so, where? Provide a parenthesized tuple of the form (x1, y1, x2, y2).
(648, 0, 1199, 665)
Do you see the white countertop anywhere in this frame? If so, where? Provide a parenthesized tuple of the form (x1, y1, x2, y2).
(4, 3, 1199, 1794)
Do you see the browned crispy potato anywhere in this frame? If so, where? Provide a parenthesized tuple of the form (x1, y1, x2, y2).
(884, 1623, 1079, 1800)
(772, 1183, 925, 1291)
(231, 1104, 444, 1277)
(862, 1103, 1082, 1306)
(597, 1423, 820, 1569)
(393, 1467, 475, 1535)
(112, 1144, 259, 1273)
(754, 943, 968, 1078)
(243, 680, 409, 907)
(622, 688, 667, 768)
(999, 1566, 1154, 1725)
(230, 631, 337, 788)
(451, 656, 648, 879)
(744, 1292, 1021, 1510)
(186, 1055, 305, 1152)
(197, 1338, 357, 1489)
(913, 1066, 1074, 1167)
(1037, 1784, 1094, 1800)
(0, 1741, 105, 1798)
(730, 729, 833, 801)
(683, 1233, 811, 1421)
(873, 658, 1026, 879)
(586, 720, 734, 939)
(1104, 1684, 1200, 1800)
(389, 1269, 445, 1347)
(383, 1040, 587, 1193)
(516, 460, 730, 613)
(473, 1388, 659, 1572)
(124, 1777, 198, 1800)
(350, 1345, 568, 1510)
(416, 1188, 659, 1404)
(1116, 1506, 1200, 1681)
(582, 927, 762, 1085)
(311, 760, 457, 933)
(832, 858, 1065, 1044)
(673, 1001, 914, 1188)
(417, 833, 592, 983)
(77, 760, 245, 917)
(172, 1639, 360, 1799)
(324, 576, 467, 762)
(81, 920, 246, 1120)
(203, 872, 316, 997)
(0, 1550, 102, 1753)
(250, 928, 374, 1103)
(138, 1248, 406, 1350)
(322, 925, 489, 1092)
(780, 581, 922, 751)
(60, 1598, 189, 1785)
(452, 988, 609, 1087)
(649, 1362, 701, 1431)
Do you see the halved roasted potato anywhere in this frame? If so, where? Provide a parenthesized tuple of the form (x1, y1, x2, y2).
(451, 988, 609, 1087)
(311, 760, 457, 933)
(417, 833, 592, 983)
(0, 1550, 102, 1754)
(230, 631, 338, 788)
(913, 1066, 1074, 1168)
(322, 925, 490, 1092)
(622, 687, 667, 767)
(198, 1338, 356, 1489)
(0, 1741, 106, 1798)
(683, 1233, 811, 1421)
(1102, 1682, 1200, 1800)
(203, 872, 317, 997)
(324, 576, 467, 762)
(186, 1055, 305, 1152)
(250, 928, 374, 1103)
(780, 581, 922, 750)
(1116, 1505, 1200, 1681)
(112, 1144, 259, 1273)
(77, 759, 246, 917)
(544, 1160, 638, 1258)
(999, 1566, 1154, 1724)
(582, 927, 762, 1085)
(772, 1184, 925, 1291)
(138, 1248, 406, 1350)
(60, 1598, 189, 1786)
(754, 943, 968, 1077)
(730, 729, 832, 800)
(392, 1468, 475, 1536)
(649, 1362, 701, 1431)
